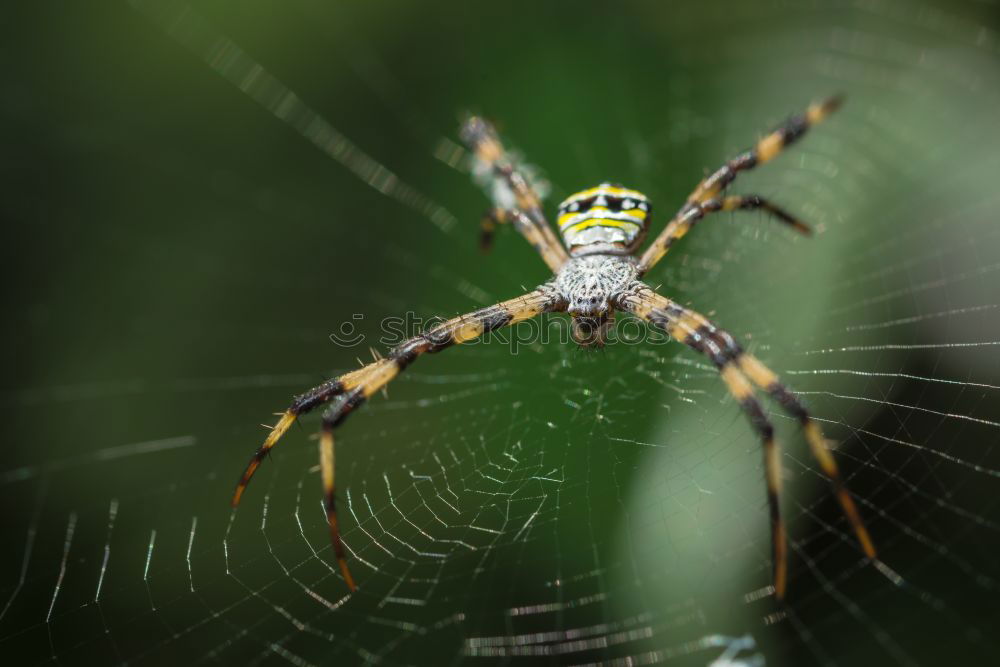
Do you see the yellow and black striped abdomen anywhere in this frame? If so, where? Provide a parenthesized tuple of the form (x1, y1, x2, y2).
(557, 183, 651, 255)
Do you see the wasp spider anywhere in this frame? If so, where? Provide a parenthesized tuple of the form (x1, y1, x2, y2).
(232, 96, 875, 599)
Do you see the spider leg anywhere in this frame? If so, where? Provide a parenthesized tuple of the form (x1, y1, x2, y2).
(689, 96, 843, 205)
(736, 353, 876, 558)
(707, 195, 811, 234)
(477, 206, 558, 267)
(719, 361, 788, 598)
(479, 207, 509, 252)
(618, 286, 875, 598)
(318, 417, 355, 591)
(232, 286, 565, 586)
(230, 363, 381, 506)
(460, 116, 569, 272)
(638, 95, 841, 274)
(634, 195, 810, 277)
(233, 286, 563, 504)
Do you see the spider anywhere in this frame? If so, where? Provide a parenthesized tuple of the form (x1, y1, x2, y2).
(231, 95, 875, 599)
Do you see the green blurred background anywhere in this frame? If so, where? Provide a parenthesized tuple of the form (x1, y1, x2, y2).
(3, 0, 1000, 664)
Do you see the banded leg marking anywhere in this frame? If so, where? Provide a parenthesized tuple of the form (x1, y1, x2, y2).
(621, 287, 875, 597)
(689, 95, 843, 205)
(638, 96, 840, 274)
(479, 206, 568, 270)
(637, 194, 810, 274)
(319, 420, 355, 591)
(230, 363, 385, 508)
(232, 288, 564, 588)
(480, 207, 508, 252)
(738, 354, 876, 558)
(460, 116, 569, 272)
(713, 195, 811, 235)
(232, 287, 561, 508)
(720, 363, 788, 598)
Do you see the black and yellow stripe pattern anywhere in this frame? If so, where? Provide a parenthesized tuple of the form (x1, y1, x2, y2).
(620, 286, 876, 599)
(689, 95, 842, 205)
(557, 183, 651, 255)
(637, 194, 811, 275)
(231, 287, 563, 590)
(638, 96, 841, 274)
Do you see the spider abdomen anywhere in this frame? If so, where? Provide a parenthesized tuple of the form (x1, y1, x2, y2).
(557, 183, 652, 255)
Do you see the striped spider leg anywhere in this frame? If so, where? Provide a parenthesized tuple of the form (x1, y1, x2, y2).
(638, 96, 842, 275)
(232, 286, 566, 590)
(617, 285, 876, 598)
(460, 116, 570, 272)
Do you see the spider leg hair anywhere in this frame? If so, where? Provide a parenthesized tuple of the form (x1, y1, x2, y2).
(460, 115, 569, 272)
(618, 285, 875, 598)
(639, 95, 840, 274)
(232, 286, 565, 586)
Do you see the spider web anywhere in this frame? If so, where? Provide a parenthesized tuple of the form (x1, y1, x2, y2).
(3, 0, 1000, 664)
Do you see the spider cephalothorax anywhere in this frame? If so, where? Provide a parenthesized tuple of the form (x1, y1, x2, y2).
(557, 183, 652, 256)
(555, 253, 640, 347)
(233, 95, 876, 600)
